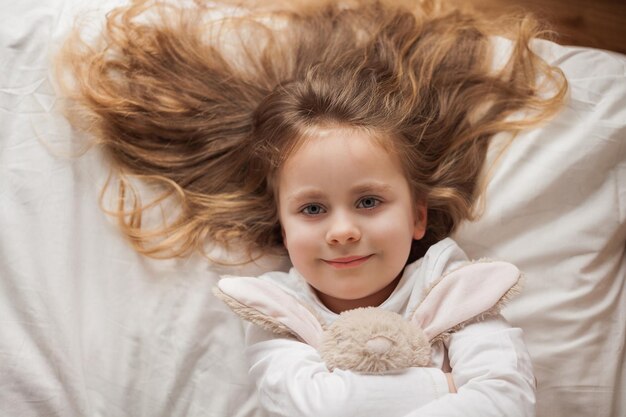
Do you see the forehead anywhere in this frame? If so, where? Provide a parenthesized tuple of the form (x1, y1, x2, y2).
(287, 125, 397, 160)
(277, 127, 408, 197)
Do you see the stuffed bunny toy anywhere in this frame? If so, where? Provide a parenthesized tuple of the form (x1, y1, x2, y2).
(214, 261, 520, 373)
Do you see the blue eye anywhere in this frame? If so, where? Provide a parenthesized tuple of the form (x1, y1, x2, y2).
(357, 197, 380, 209)
(301, 204, 326, 216)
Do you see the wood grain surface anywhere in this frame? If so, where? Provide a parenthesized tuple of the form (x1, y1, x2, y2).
(466, 0, 626, 54)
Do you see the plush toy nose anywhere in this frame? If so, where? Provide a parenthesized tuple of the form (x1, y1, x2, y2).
(365, 336, 393, 355)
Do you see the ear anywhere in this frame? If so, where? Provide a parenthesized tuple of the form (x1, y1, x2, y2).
(413, 202, 427, 240)
(214, 277, 324, 348)
(410, 261, 521, 341)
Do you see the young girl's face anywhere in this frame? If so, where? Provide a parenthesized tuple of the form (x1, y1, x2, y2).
(277, 127, 427, 313)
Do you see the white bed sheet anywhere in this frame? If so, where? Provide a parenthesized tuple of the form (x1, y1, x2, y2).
(0, 1, 624, 417)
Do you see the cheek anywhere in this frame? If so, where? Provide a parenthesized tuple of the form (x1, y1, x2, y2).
(281, 220, 317, 261)
(373, 211, 415, 240)
(368, 210, 415, 254)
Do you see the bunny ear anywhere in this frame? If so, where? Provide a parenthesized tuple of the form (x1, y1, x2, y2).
(410, 261, 521, 341)
(214, 277, 324, 348)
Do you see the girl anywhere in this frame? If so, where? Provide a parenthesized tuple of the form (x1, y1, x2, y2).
(57, 0, 567, 415)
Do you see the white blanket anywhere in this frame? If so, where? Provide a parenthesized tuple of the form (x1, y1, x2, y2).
(1, 1, 624, 416)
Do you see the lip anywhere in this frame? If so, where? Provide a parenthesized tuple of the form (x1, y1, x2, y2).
(323, 255, 373, 269)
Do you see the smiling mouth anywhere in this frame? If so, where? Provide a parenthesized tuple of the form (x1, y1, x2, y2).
(323, 255, 373, 269)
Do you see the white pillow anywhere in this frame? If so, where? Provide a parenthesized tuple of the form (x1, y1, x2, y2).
(455, 39, 626, 417)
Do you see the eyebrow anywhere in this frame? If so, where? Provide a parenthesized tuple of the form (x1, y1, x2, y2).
(350, 182, 392, 195)
(286, 189, 326, 204)
(285, 182, 393, 204)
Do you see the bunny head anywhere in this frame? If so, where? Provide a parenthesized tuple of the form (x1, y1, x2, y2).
(214, 261, 520, 373)
(320, 307, 431, 373)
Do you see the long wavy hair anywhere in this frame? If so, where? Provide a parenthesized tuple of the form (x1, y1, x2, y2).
(56, 0, 567, 262)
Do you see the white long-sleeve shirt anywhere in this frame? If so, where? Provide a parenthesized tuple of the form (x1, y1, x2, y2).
(242, 238, 536, 417)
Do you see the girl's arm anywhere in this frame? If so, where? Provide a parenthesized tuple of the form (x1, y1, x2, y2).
(245, 324, 451, 417)
(246, 313, 534, 417)
(403, 315, 536, 417)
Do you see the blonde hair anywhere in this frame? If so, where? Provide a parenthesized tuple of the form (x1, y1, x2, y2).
(57, 0, 566, 262)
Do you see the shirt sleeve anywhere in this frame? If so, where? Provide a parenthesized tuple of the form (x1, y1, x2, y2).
(245, 324, 451, 417)
(402, 315, 536, 417)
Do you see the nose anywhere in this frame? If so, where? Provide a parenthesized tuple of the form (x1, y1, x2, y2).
(366, 336, 393, 355)
(325, 212, 361, 245)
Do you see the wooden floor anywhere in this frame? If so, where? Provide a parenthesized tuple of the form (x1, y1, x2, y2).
(466, 0, 626, 54)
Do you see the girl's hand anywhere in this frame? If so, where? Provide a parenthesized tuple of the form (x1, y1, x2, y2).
(445, 373, 457, 393)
